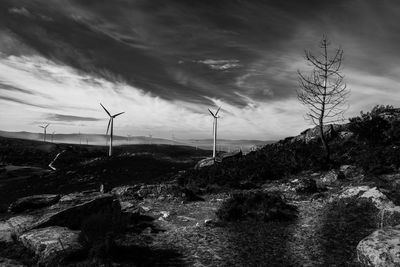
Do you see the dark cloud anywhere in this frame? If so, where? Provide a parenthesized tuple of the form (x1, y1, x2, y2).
(0, 81, 53, 99)
(46, 113, 101, 122)
(0, 95, 49, 108)
(1, 0, 399, 107)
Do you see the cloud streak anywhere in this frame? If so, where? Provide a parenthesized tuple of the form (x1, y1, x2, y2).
(1, 0, 400, 139)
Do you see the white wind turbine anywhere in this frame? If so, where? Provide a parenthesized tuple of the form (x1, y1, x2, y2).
(208, 107, 221, 159)
(100, 103, 124, 157)
(39, 124, 50, 142)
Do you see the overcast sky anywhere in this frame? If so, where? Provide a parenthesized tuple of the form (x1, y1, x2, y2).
(1, 0, 400, 140)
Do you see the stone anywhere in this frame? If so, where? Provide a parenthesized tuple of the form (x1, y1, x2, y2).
(0, 215, 36, 243)
(194, 157, 215, 170)
(159, 211, 170, 219)
(0, 257, 25, 267)
(219, 150, 242, 162)
(291, 178, 318, 193)
(8, 194, 61, 213)
(337, 186, 400, 227)
(19, 226, 83, 265)
(357, 225, 400, 267)
(31, 192, 121, 230)
(339, 165, 361, 179)
(338, 131, 354, 140)
(320, 170, 344, 186)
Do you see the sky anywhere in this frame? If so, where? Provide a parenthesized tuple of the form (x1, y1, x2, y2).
(1, 0, 400, 140)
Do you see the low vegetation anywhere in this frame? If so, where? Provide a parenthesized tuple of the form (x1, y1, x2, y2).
(216, 191, 297, 222)
(181, 105, 400, 192)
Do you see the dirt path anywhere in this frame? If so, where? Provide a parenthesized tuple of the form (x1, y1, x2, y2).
(131, 196, 322, 266)
(131, 193, 367, 266)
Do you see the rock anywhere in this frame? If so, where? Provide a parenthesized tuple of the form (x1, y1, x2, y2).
(0, 257, 25, 267)
(357, 225, 400, 267)
(337, 186, 400, 227)
(338, 131, 354, 140)
(19, 226, 83, 266)
(194, 157, 215, 170)
(1, 192, 121, 242)
(0, 215, 36, 243)
(119, 201, 135, 211)
(159, 211, 170, 219)
(111, 184, 143, 199)
(219, 150, 242, 162)
(32, 192, 121, 230)
(291, 178, 318, 193)
(320, 170, 344, 186)
(8, 194, 61, 213)
(339, 165, 362, 179)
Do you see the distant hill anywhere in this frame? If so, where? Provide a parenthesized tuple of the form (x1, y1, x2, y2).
(0, 130, 275, 153)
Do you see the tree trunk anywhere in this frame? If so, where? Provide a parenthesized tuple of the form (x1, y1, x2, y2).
(319, 123, 330, 162)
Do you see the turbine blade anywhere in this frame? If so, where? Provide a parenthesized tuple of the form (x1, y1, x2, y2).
(215, 106, 221, 116)
(39, 126, 44, 128)
(208, 109, 215, 117)
(113, 111, 125, 118)
(100, 103, 111, 116)
(106, 119, 111, 135)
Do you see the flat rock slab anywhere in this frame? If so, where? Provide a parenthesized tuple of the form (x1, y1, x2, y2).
(0, 215, 36, 243)
(31, 192, 120, 230)
(357, 225, 400, 267)
(9, 194, 60, 213)
(19, 226, 83, 265)
(0, 191, 120, 242)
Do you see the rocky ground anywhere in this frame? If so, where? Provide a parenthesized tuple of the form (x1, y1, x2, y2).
(2, 165, 400, 266)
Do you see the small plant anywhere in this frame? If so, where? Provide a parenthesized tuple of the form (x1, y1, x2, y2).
(216, 191, 297, 222)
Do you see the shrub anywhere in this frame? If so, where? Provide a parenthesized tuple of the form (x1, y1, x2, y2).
(318, 197, 379, 265)
(216, 191, 297, 222)
(79, 212, 127, 262)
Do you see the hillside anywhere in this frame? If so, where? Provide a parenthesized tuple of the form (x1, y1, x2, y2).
(1, 105, 400, 266)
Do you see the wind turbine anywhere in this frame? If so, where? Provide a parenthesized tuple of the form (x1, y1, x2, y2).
(208, 107, 221, 159)
(39, 124, 50, 142)
(100, 103, 124, 157)
(51, 131, 55, 143)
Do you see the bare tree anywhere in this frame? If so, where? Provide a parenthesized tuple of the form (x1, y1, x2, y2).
(297, 36, 349, 162)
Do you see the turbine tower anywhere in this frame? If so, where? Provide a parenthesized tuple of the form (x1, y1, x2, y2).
(208, 106, 221, 158)
(100, 103, 124, 157)
(39, 124, 50, 142)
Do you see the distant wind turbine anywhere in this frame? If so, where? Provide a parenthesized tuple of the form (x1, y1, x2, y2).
(100, 103, 124, 157)
(39, 124, 50, 142)
(208, 107, 221, 158)
(51, 131, 55, 143)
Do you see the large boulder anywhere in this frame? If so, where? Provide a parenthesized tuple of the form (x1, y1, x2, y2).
(0, 215, 36, 243)
(9, 194, 61, 213)
(0, 191, 121, 242)
(31, 192, 121, 230)
(336, 186, 400, 227)
(194, 157, 215, 170)
(19, 226, 83, 266)
(357, 225, 400, 267)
